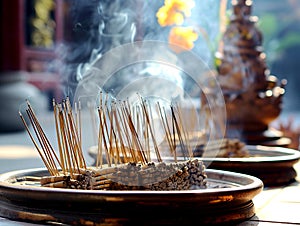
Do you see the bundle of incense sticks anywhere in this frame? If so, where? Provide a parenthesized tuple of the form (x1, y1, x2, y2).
(19, 98, 86, 179)
(93, 92, 194, 167)
(20, 93, 207, 190)
(193, 138, 250, 158)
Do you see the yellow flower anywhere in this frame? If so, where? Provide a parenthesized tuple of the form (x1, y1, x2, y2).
(156, 5, 184, 26)
(156, 0, 195, 27)
(165, 0, 195, 17)
(168, 26, 198, 53)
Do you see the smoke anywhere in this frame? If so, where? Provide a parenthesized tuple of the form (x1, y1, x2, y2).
(63, 1, 224, 108)
(60, 0, 137, 100)
(60, 0, 222, 100)
(59, 1, 225, 134)
(51, 0, 227, 156)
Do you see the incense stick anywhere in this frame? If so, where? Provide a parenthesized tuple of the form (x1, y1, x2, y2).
(22, 94, 208, 180)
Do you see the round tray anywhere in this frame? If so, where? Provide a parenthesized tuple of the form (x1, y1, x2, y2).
(204, 145, 300, 186)
(0, 168, 262, 225)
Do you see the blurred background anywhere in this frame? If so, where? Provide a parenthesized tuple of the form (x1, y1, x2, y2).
(0, 0, 299, 171)
(1, 0, 299, 132)
(253, 0, 300, 112)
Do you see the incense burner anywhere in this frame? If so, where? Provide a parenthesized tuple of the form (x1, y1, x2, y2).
(216, 0, 288, 146)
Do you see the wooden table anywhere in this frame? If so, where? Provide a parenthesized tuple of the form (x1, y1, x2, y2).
(238, 161, 300, 225)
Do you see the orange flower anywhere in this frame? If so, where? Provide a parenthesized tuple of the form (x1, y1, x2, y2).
(156, 0, 195, 27)
(166, 0, 195, 17)
(156, 5, 184, 26)
(168, 26, 198, 53)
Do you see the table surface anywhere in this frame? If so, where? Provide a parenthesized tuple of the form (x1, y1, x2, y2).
(0, 111, 299, 225)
